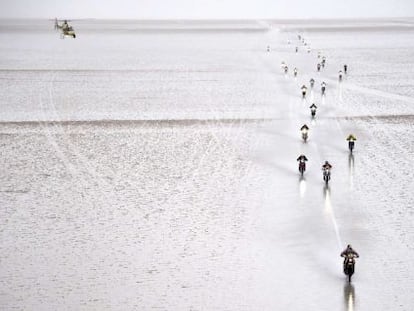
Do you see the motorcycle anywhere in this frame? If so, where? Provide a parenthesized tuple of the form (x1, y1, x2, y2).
(302, 132, 308, 142)
(301, 86, 307, 98)
(343, 254, 357, 282)
(348, 141, 355, 153)
(300, 124, 309, 143)
(299, 161, 306, 176)
(321, 83, 326, 95)
(347, 134, 357, 153)
(310, 78, 315, 88)
(309, 103, 317, 118)
(322, 57, 326, 68)
(323, 168, 330, 185)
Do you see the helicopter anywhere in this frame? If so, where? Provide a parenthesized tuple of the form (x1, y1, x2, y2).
(54, 18, 76, 38)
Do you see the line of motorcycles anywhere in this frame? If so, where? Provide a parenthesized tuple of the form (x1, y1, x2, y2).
(284, 34, 358, 282)
(297, 141, 357, 281)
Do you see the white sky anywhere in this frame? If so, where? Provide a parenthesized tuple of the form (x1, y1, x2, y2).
(0, 0, 413, 19)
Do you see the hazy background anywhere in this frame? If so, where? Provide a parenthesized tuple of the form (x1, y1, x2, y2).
(1, 0, 414, 19)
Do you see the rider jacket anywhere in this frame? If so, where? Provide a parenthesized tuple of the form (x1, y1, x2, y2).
(341, 247, 359, 258)
(297, 155, 308, 162)
(346, 134, 357, 142)
(322, 163, 332, 170)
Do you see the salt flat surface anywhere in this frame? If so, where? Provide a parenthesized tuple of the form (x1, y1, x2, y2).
(0, 19, 413, 310)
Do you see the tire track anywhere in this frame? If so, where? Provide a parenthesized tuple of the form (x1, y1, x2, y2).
(43, 72, 125, 213)
(324, 77, 414, 105)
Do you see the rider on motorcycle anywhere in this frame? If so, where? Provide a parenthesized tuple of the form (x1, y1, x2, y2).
(322, 161, 332, 183)
(310, 78, 315, 88)
(321, 81, 326, 94)
(309, 103, 317, 117)
(346, 134, 357, 152)
(341, 244, 359, 267)
(344, 64, 348, 74)
(300, 124, 309, 142)
(297, 154, 308, 173)
(301, 85, 308, 98)
(294, 67, 298, 77)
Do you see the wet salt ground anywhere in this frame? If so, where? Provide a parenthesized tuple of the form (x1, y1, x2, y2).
(0, 122, 265, 309)
(1, 19, 414, 310)
(0, 69, 282, 122)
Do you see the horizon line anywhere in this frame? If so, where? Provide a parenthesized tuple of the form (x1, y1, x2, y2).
(1, 16, 414, 21)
